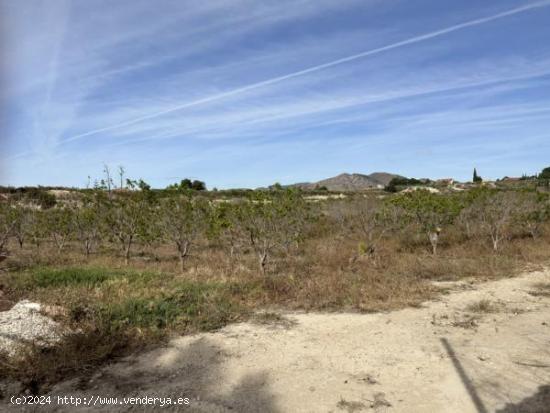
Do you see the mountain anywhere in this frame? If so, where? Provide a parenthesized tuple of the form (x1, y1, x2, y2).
(288, 172, 402, 191)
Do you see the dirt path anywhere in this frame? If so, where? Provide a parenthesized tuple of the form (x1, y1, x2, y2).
(7, 269, 550, 412)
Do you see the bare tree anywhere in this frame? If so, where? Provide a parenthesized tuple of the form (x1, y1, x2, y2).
(118, 165, 126, 190)
(516, 192, 549, 239)
(103, 163, 114, 196)
(333, 196, 390, 260)
(464, 191, 518, 251)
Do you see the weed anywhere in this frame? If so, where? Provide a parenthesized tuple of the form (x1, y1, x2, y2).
(337, 397, 367, 412)
(466, 299, 499, 313)
(451, 315, 480, 329)
(529, 282, 550, 297)
(252, 311, 297, 328)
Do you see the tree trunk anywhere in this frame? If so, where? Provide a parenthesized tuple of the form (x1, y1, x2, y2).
(85, 239, 91, 259)
(491, 235, 499, 252)
(177, 241, 190, 273)
(53, 233, 67, 252)
(259, 251, 268, 275)
(179, 245, 188, 273)
(0, 235, 8, 250)
(428, 231, 439, 255)
(528, 225, 539, 240)
(464, 222, 472, 239)
(124, 237, 133, 266)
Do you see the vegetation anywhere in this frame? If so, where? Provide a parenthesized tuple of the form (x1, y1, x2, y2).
(384, 177, 427, 192)
(166, 178, 206, 191)
(466, 299, 498, 313)
(539, 167, 550, 188)
(1, 167, 550, 392)
(540, 167, 550, 180)
(390, 191, 462, 254)
(1, 266, 250, 391)
(473, 168, 483, 183)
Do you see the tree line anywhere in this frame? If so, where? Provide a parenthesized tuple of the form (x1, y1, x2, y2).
(1, 185, 549, 273)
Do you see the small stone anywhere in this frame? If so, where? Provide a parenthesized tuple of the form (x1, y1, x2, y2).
(0, 300, 62, 355)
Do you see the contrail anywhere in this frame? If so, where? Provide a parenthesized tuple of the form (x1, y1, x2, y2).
(62, 1, 550, 144)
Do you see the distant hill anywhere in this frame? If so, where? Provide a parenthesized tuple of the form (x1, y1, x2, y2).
(288, 172, 402, 191)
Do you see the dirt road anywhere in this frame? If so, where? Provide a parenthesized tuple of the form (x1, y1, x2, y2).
(7, 269, 550, 412)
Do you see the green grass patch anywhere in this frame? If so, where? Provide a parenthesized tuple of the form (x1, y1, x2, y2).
(0, 266, 254, 393)
(8, 266, 157, 290)
(97, 281, 246, 332)
(4, 266, 252, 334)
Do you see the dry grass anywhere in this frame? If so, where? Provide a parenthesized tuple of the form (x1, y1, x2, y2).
(451, 315, 480, 329)
(466, 299, 499, 313)
(529, 282, 550, 298)
(336, 397, 367, 412)
(1, 218, 550, 393)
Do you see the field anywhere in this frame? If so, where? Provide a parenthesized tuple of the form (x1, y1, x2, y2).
(1, 183, 550, 409)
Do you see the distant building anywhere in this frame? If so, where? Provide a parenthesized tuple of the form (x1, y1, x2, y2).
(435, 178, 454, 186)
(500, 177, 521, 183)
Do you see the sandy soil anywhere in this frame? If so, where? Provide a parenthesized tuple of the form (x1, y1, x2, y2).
(5, 269, 550, 412)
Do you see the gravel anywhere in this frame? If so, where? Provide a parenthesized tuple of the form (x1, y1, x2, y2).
(0, 300, 61, 356)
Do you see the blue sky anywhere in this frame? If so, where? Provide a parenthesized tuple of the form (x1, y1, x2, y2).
(1, 0, 550, 188)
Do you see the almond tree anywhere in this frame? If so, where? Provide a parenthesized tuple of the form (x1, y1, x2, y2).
(46, 207, 74, 252)
(334, 196, 393, 260)
(26, 208, 49, 253)
(390, 190, 462, 255)
(464, 191, 519, 252)
(0, 203, 17, 260)
(516, 192, 550, 239)
(106, 194, 151, 266)
(157, 195, 209, 273)
(72, 202, 103, 259)
(6, 206, 30, 249)
(209, 201, 244, 261)
(237, 189, 310, 274)
(12, 209, 30, 249)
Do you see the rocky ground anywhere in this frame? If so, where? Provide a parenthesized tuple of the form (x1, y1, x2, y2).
(2, 269, 550, 412)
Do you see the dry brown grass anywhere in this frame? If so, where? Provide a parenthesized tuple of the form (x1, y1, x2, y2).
(466, 299, 499, 313)
(1, 218, 550, 393)
(529, 282, 550, 297)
